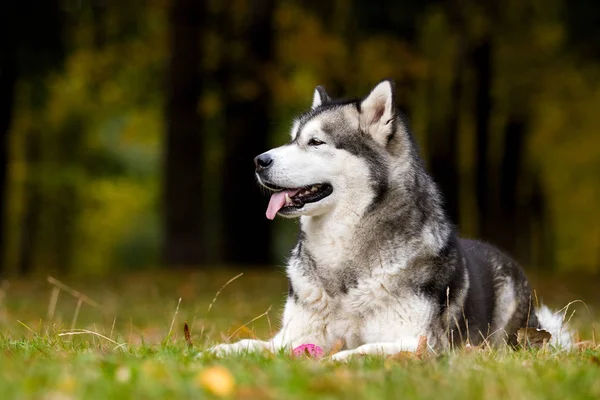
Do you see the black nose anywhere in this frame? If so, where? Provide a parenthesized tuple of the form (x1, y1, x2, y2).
(254, 153, 273, 170)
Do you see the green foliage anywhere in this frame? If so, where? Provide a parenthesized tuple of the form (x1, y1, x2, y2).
(7, 2, 166, 274)
(5, 0, 600, 274)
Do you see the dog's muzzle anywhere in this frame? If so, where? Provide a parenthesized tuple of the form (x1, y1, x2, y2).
(254, 153, 273, 172)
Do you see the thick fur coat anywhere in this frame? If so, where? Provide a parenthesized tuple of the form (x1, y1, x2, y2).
(209, 81, 571, 360)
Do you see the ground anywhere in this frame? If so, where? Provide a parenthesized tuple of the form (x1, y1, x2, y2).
(0, 269, 598, 399)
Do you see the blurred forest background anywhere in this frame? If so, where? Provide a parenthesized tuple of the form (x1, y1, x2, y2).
(1, 0, 599, 277)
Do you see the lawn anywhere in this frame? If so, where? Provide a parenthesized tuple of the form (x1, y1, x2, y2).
(0, 269, 598, 399)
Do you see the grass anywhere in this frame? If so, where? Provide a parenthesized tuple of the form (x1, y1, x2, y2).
(0, 269, 599, 399)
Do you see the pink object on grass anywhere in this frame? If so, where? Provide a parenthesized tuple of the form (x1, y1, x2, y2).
(292, 344, 324, 358)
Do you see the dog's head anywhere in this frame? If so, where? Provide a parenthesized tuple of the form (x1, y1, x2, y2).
(255, 80, 407, 220)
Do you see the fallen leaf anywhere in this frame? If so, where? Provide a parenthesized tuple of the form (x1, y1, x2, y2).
(197, 366, 235, 397)
(517, 328, 552, 348)
(415, 336, 428, 359)
(184, 321, 193, 348)
(327, 339, 346, 356)
(384, 352, 416, 369)
(229, 325, 256, 340)
(574, 341, 597, 350)
(462, 344, 484, 354)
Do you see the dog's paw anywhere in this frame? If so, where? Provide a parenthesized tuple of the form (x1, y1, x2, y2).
(327, 349, 357, 362)
(199, 339, 270, 358)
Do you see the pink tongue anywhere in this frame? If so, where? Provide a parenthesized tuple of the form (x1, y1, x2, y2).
(266, 190, 299, 220)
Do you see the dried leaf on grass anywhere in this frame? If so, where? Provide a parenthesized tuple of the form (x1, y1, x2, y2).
(327, 339, 346, 357)
(415, 336, 429, 358)
(517, 328, 552, 348)
(229, 325, 257, 341)
(574, 340, 599, 350)
(184, 321, 193, 347)
(461, 344, 485, 354)
(386, 336, 430, 366)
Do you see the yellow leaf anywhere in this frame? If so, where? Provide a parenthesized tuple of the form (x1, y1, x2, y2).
(196, 366, 235, 397)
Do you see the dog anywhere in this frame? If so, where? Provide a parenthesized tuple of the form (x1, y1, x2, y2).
(209, 80, 571, 360)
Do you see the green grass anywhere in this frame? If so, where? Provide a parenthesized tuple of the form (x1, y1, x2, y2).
(0, 270, 599, 399)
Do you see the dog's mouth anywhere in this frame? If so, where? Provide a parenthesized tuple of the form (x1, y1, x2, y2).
(263, 183, 333, 220)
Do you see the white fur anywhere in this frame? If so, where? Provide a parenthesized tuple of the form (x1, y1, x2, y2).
(329, 339, 420, 361)
(207, 92, 431, 359)
(290, 120, 300, 140)
(537, 305, 573, 348)
(360, 80, 394, 145)
(312, 88, 324, 109)
(489, 277, 518, 344)
(206, 82, 571, 361)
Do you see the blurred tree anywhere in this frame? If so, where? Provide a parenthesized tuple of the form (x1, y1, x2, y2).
(1, 0, 597, 275)
(219, 0, 275, 265)
(2, 0, 65, 275)
(0, 2, 18, 276)
(471, 34, 493, 241)
(564, 0, 600, 60)
(163, 0, 207, 266)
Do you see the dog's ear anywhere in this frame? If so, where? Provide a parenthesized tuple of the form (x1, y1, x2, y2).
(312, 86, 330, 109)
(359, 80, 396, 146)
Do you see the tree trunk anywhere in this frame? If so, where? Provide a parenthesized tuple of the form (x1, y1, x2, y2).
(163, 0, 206, 266)
(18, 128, 43, 276)
(429, 36, 464, 225)
(498, 114, 527, 257)
(0, 1, 18, 276)
(471, 36, 493, 240)
(220, 0, 275, 265)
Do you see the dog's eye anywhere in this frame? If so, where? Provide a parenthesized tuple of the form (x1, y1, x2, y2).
(308, 138, 325, 146)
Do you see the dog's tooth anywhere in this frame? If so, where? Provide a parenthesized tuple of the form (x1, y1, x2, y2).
(311, 186, 318, 192)
(285, 193, 292, 205)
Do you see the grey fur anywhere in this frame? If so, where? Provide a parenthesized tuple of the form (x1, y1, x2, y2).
(206, 81, 569, 359)
(271, 81, 541, 349)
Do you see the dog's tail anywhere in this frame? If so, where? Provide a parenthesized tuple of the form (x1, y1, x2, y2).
(536, 305, 573, 348)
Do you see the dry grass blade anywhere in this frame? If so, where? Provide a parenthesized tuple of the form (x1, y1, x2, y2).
(47, 286, 60, 321)
(200, 273, 244, 339)
(227, 305, 272, 341)
(47, 276, 100, 308)
(184, 321, 193, 348)
(517, 328, 552, 348)
(166, 297, 182, 342)
(207, 273, 244, 315)
(17, 320, 37, 335)
(70, 298, 83, 330)
(59, 329, 129, 352)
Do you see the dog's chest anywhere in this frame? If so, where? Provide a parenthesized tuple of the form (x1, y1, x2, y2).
(289, 253, 431, 343)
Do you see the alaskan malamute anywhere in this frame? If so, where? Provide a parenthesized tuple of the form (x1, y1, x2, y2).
(210, 81, 571, 360)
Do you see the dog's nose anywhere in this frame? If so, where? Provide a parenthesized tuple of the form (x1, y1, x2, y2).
(254, 153, 273, 171)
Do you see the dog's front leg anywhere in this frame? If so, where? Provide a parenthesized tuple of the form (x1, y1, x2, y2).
(207, 338, 285, 357)
(328, 338, 421, 361)
(203, 303, 329, 357)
